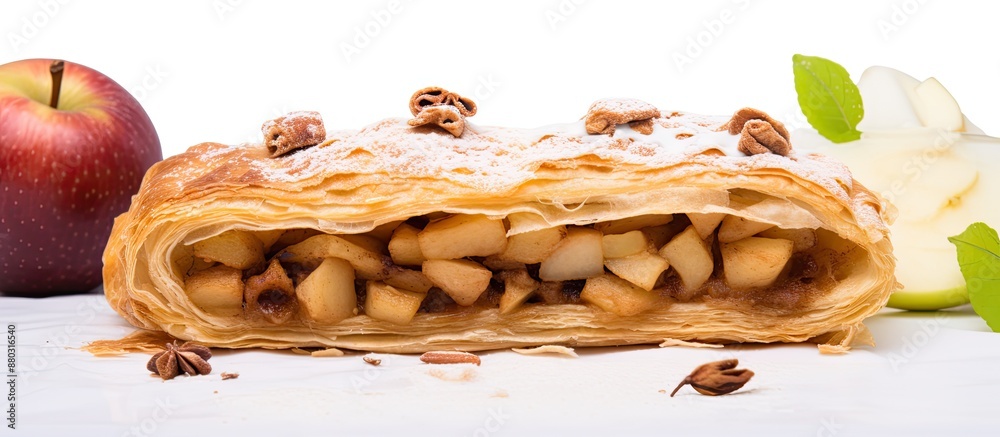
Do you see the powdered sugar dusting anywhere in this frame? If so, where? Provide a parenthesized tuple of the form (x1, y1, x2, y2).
(156, 111, 879, 231)
(587, 98, 658, 115)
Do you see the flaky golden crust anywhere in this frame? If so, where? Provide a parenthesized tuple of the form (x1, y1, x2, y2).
(102, 113, 895, 352)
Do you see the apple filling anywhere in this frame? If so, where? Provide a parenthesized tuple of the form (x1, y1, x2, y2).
(174, 209, 861, 325)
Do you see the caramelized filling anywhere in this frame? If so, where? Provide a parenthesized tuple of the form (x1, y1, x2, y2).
(176, 202, 860, 325)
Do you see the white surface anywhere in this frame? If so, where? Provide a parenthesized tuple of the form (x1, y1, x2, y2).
(4, 1, 1000, 435)
(1, 295, 997, 435)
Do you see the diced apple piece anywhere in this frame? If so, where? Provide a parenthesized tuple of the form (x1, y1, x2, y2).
(369, 220, 404, 243)
(721, 237, 794, 289)
(340, 234, 389, 255)
(604, 251, 670, 291)
(686, 212, 726, 240)
(191, 257, 216, 272)
(581, 274, 660, 316)
(388, 223, 426, 266)
(482, 256, 526, 271)
(254, 229, 285, 252)
(185, 265, 245, 317)
(383, 269, 434, 294)
(602, 230, 649, 259)
(295, 258, 357, 324)
(274, 228, 323, 248)
(499, 225, 567, 264)
(171, 244, 195, 277)
(912, 77, 964, 131)
(418, 214, 507, 259)
(193, 230, 265, 270)
(497, 269, 539, 315)
(364, 281, 425, 325)
(595, 214, 673, 234)
(539, 227, 604, 281)
(643, 223, 683, 249)
(422, 259, 493, 306)
(279, 234, 431, 293)
(757, 227, 817, 252)
(658, 225, 714, 291)
(717, 216, 774, 243)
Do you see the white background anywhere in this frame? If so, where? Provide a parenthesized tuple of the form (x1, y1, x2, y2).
(3, 2, 1000, 435)
(2, 0, 998, 157)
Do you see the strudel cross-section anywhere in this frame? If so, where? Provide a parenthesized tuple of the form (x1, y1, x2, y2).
(102, 90, 896, 353)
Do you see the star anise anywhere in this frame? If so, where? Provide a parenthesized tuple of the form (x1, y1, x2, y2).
(146, 342, 213, 380)
(670, 359, 754, 397)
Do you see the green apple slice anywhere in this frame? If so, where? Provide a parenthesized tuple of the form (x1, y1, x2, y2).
(887, 286, 968, 311)
(911, 77, 965, 131)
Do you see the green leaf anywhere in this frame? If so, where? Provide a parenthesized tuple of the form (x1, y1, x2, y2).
(948, 222, 1000, 332)
(792, 54, 864, 143)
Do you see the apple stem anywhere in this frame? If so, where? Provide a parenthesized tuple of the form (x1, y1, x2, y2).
(49, 60, 64, 109)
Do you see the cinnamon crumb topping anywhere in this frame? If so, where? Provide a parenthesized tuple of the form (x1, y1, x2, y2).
(628, 119, 655, 135)
(262, 111, 326, 158)
(584, 98, 660, 135)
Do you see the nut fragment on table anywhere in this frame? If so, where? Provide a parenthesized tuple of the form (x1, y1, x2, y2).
(419, 350, 481, 366)
(670, 359, 754, 397)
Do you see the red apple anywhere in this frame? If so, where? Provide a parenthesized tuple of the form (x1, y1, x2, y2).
(0, 59, 161, 296)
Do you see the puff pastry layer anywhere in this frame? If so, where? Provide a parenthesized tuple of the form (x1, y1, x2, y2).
(102, 109, 896, 353)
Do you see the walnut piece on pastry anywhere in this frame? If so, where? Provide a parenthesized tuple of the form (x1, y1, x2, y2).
(585, 98, 661, 135)
(410, 86, 477, 117)
(407, 87, 477, 137)
(721, 107, 790, 138)
(262, 111, 327, 158)
(738, 120, 792, 156)
(720, 107, 793, 157)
